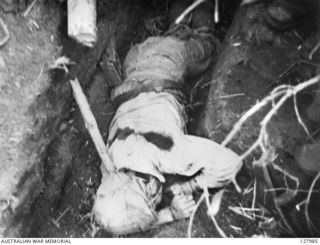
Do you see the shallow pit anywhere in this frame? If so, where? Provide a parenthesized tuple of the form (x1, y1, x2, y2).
(1, 0, 319, 238)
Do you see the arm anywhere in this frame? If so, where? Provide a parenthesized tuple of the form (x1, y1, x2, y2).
(157, 194, 196, 225)
(169, 178, 201, 195)
(179, 135, 243, 190)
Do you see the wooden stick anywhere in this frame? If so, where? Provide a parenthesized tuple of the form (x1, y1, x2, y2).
(23, 0, 38, 17)
(69, 78, 114, 173)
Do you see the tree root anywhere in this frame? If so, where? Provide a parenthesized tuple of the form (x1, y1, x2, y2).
(188, 75, 320, 237)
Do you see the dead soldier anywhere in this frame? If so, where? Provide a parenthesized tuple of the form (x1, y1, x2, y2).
(93, 0, 242, 235)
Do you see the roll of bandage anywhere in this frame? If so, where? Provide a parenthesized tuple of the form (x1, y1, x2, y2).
(67, 0, 97, 47)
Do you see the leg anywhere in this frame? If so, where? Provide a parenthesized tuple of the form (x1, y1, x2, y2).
(166, 0, 217, 79)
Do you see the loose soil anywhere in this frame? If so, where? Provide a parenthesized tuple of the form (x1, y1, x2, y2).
(1, 0, 319, 238)
(0, 1, 61, 236)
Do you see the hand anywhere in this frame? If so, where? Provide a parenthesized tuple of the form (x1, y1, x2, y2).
(168, 180, 199, 196)
(170, 194, 195, 220)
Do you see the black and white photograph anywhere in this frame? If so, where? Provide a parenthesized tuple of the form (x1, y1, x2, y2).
(0, 0, 319, 241)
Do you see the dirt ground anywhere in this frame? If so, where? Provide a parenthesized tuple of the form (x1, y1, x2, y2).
(0, 1, 61, 236)
(199, 3, 320, 237)
(0, 0, 319, 238)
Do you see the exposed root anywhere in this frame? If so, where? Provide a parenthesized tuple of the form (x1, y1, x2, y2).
(221, 85, 290, 147)
(52, 206, 72, 228)
(219, 93, 246, 99)
(229, 204, 271, 224)
(23, 0, 38, 17)
(175, 0, 206, 25)
(305, 172, 320, 236)
(243, 180, 254, 195)
(187, 193, 205, 238)
(265, 188, 320, 193)
(293, 94, 313, 140)
(309, 41, 320, 60)
(272, 163, 299, 189)
(214, 0, 219, 23)
(251, 179, 257, 218)
(210, 215, 227, 238)
(0, 17, 10, 46)
(222, 75, 320, 148)
(241, 0, 261, 6)
(188, 75, 320, 237)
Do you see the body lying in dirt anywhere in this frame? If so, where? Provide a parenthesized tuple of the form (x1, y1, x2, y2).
(92, 0, 243, 235)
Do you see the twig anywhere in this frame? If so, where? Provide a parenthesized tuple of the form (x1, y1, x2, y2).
(237, 207, 262, 212)
(23, 0, 38, 17)
(278, 63, 297, 79)
(188, 75, 320, 237)
(214, 0, 219, 23)
(210, 215, 227, 238)
(243, 180, 254, 195)
(240, 140, 259, 161)
(251, 179, 257, 218)
(219, 93, 246, 99)
(187, 194, 205, 238)
(230, 225, 242, 231)
(229, 205, 266, 222)
(0, 17, 10, 46)
(221, 87, 288, 147)
(175, 0, 206, 25)
(300, 60, 320, 68)
(232, 177, 242, 193)
(307, 127, 320, 140)
(216, 77, 319, 236)
(37, 64, 45, 81)
(309, 42, 320, 60)
(265, 187, 319, 193)
(272, 163, 299, 186)
(296, 199, 307, 211)
(228, 206, 255, 220)
(70, 78, 114, 172)
(293, 94, 313, 140)
(52, 206, 71, 228)
(305, 172, 320, 236)
(241, 0, 261, 5)
(203, 188, 227, 238)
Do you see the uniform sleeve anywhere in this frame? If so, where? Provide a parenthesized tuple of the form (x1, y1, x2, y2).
(168, 135, 243, 189)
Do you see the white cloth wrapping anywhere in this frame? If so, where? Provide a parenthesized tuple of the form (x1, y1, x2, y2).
(107, 91, 242, 189)
(93, 34, 242, 235)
